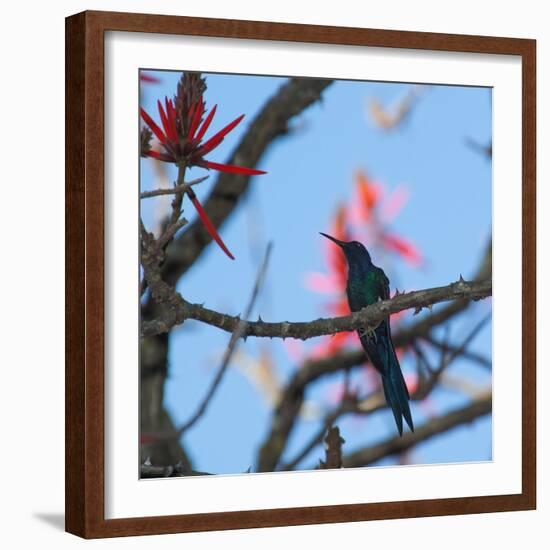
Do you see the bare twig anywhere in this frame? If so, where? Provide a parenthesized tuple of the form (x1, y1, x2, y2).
(168, 163, 187, 228)
(157, 217, 188, 250)
(465, 137, 492, 159)
(176, 243, 273, 436)
(140, 176, 209, 199)
(414, 312, 491, 399)
(423, 334, 492, 369)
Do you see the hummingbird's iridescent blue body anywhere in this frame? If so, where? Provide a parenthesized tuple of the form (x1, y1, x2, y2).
(320, 233, 414, 436)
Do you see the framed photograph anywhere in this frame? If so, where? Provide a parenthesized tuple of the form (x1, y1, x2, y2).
(65, 10, 536, 539)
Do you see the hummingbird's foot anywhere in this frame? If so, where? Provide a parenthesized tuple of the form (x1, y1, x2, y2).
(358, 325, 377, 343)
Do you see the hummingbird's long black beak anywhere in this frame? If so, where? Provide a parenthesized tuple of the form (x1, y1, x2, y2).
(319, 232, 347, 248)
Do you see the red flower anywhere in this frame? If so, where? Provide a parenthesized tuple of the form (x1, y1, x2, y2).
(140, 73, 267, 259)
(381, 233, 422, 266)
(354, 170, 381, 222)
(349, 170, 422, 266)
(187, 190, 235, 260)
(140, 74, 266, 176)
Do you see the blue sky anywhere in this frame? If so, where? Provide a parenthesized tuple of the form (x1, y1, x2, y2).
(140, 70, 492, 474)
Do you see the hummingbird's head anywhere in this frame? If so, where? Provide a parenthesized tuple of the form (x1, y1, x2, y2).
(319, 233, 372, 266)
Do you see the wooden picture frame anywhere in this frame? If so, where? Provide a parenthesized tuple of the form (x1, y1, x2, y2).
(65, 10, 536, 539)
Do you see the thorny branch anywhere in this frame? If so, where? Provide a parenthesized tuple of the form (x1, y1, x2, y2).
(141, 277, 491, 339)
(140, 220, 185, 309)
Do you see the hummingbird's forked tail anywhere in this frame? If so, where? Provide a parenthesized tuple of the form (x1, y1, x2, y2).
(381, 355, 414, 437)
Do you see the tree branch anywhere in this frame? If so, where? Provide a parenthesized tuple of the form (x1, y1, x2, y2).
(422, 334, 492, 369)
(141, 277, 491, 339)
(342, 390, 492, 468)
(140, 176, 209, 199)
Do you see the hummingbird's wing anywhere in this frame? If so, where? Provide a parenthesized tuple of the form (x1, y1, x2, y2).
(361, 267, 414, 435)
(376, 267, 391, 301)
(359, 268, 392, 374)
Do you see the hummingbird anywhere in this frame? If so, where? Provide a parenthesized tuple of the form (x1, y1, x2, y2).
(320, 233, 414, 436)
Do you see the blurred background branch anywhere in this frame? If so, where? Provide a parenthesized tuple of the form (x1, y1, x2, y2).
(342, 390, 491, 468)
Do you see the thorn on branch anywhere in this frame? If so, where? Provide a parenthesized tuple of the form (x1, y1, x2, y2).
(141, 277, 492, 340)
